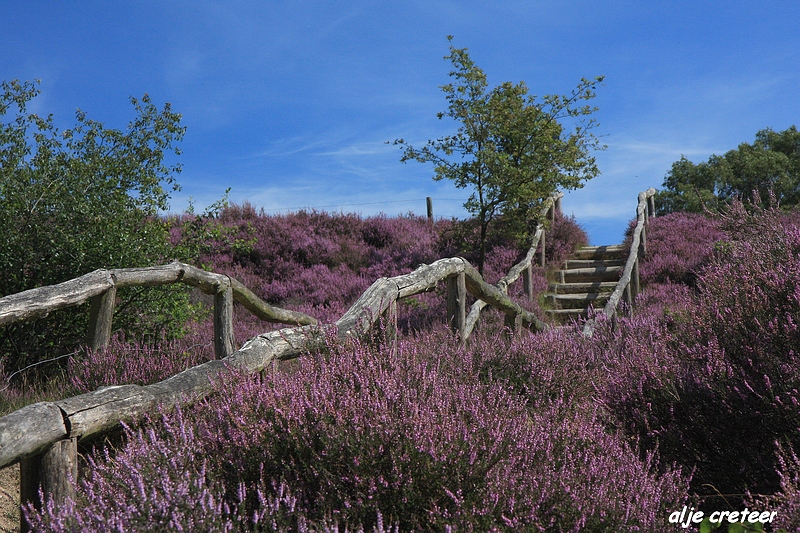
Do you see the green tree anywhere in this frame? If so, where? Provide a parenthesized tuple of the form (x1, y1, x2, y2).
(395, 37, 604, 273)
(655, 126, 800, 214)
(0, 80, 192, 375)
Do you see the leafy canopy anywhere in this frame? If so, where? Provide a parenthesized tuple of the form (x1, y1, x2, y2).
(395, 37, 604, 271)
(655, 125, 800, 214)
(0, 80, 192, 373)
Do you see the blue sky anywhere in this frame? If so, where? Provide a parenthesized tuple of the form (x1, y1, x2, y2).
(3, 1, 799, 245)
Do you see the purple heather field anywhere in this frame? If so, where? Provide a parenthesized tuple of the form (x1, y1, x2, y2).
(20, 202, 800, 531)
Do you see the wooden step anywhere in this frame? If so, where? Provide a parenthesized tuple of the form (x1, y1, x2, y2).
(572, 245, 627, 260)
(562, 258, 625, 269)
(548, 281, 618, 294)
(557, 265, 623, 283)
(545, 308, 592, 323)
(546, 292, 610, 309)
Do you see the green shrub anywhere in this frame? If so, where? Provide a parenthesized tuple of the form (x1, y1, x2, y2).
(0, 80, 193, 376)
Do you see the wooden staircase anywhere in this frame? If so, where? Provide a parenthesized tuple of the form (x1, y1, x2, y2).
(545, 244, 627, 323)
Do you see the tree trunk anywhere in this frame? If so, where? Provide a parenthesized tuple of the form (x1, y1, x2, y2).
(478, 215, 488, 275)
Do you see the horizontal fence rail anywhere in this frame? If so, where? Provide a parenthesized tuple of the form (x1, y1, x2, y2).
(582, 188, 656, 337)
(0, 261, 318, 360)
(1, 192, 563, 530)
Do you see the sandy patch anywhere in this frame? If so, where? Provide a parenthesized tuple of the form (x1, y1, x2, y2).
(0, 464, 19, 532)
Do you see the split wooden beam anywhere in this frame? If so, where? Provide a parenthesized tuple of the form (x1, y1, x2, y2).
(461, 261, 549, 334)
(0, 262, 317, 359)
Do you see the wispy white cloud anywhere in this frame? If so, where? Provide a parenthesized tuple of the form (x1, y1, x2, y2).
(257, 137, 334, 158)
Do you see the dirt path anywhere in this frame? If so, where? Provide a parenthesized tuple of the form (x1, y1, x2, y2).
(0, 465, 19, 532)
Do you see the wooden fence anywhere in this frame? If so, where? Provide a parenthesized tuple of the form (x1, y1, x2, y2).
(1, 192, 562, 530)
(582, 188, 656, 337)
(0, 262, 318, 360)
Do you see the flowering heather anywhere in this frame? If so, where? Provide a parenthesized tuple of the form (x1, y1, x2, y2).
(749, 443, 800, 532)
(68, 331, 216, 392)
(607, 201, 800, 499)
(633, 211, 725, 286)
(29, 328, 689, 532)
(170, 204, 578, 331)
(545, 212, 590, 267)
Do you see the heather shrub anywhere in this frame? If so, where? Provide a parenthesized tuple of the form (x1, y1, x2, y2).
(545, 212, 589, 267)
(634, 211, 725, 285)
(24, 409, 398, 533)
(68, 331, 215, 392)
(471, 325, 600, 410)
(748, 443, 800, 532)
(184, 207, 451, 326)
(697, 201, 800, 372)
(173, 205, 565, 334)
(30, 329, 690, 532)
(676, 202, 800, 495)
(605, 201, 800, 498)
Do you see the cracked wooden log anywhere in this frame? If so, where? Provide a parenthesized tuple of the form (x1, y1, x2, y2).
(112, 262, 185, 288)
(464, 226, 546, 341)
(336, 278, 399, 338)
(522, 266, 534, 302)
(0, 262, 316, 331)
(214, 279, 235, 359)
(393, 257, 465, 298)
(0, 270, 114, 325)
(336, 257, 466, 338)
(87, 285, 116, 351)
(229, 278, 316, 326)
(0, 403, 68, 468)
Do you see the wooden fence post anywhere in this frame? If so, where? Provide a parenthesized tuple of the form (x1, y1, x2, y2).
(648, 195, 655, 218)
(426, 197, 433, 227)
(632, 257, 640, 301)
(639, 225, 647, 259)
(87, 286, 116, 351)
(446, 273, 466, 343)
(20, 437, 78, 532)
(540, 230, 546, 267)
(555, 196, 562, 215)
(504, 312, 522, 337)
(214, 279, 235, 359)
(383, 299, 397, 356)
(522, 265, 534, 302)
(624, 283, 633, 310)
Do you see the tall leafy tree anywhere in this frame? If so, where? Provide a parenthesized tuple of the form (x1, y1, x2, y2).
(0, 80, 191, 373)
(655, 126, 800, 214)
(395, 37, 604, 273)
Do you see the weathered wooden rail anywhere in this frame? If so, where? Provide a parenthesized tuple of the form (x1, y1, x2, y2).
(1, 193, 562, 530)
(0, 261, 318, 359)
(582, 188, 656, 337)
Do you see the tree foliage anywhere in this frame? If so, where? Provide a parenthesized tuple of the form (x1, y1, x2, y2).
(395, 37, 604, 272)
(655, 126, 800, 214)
(0, 80, 192, 374)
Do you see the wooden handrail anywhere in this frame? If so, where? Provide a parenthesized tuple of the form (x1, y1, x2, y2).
(582, 188, 656, 337)
(1, 252, 550, 470)
(2, 195, 565, 524)
(0, 261, 318, 359)
(463, 191, 562, 340)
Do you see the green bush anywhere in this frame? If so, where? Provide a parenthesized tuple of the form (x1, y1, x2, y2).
(0, 80, 194, 376)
